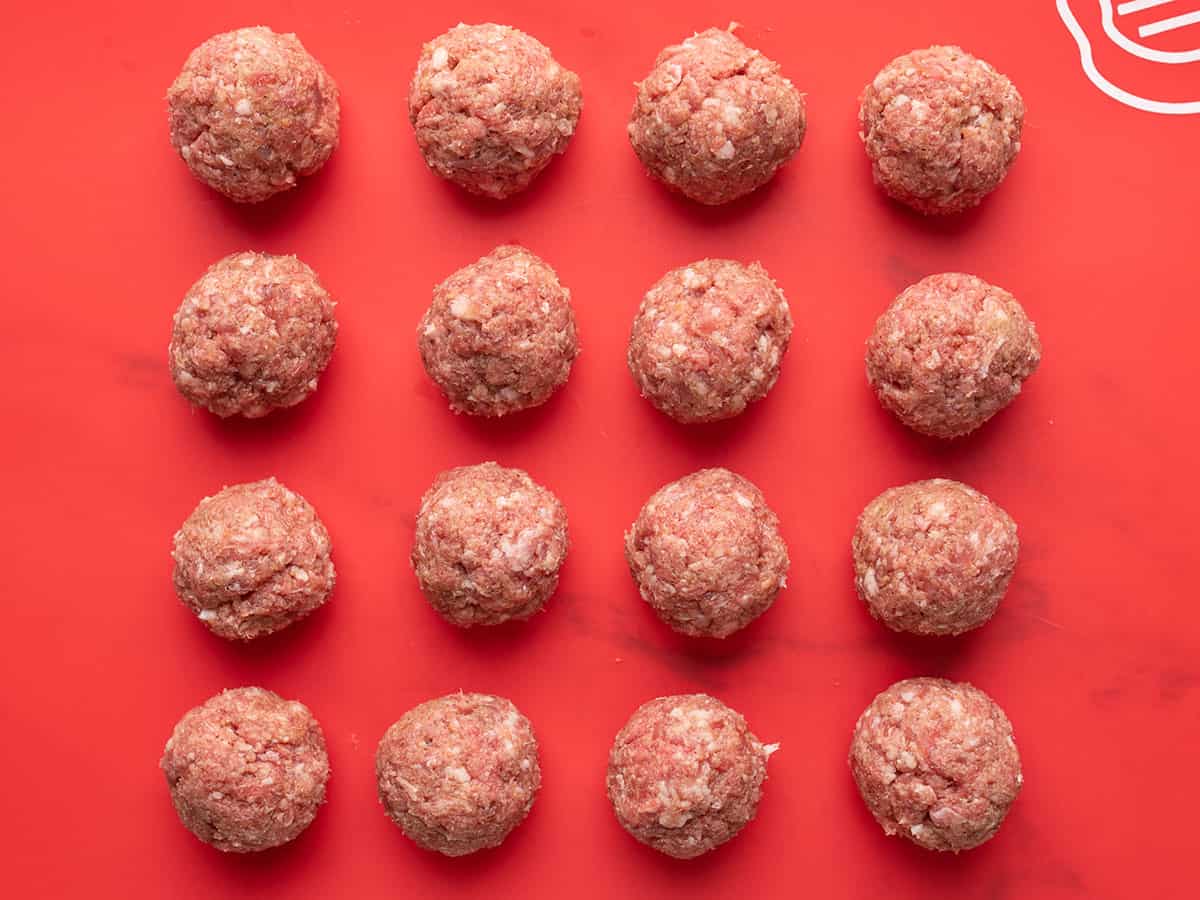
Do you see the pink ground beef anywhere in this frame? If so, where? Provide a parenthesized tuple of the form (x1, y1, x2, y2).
(376, 693, 540, 856)
(625, 468, 788, 638)
(853, 479, 1018, 635)
(161, 687, 329, 852)
(865, 272, 1041, 438)
(418, 246, 578, 417)
(859, 45, 1024, 215)
(409, 23, 582, 199)
(849, 678, 1022, 852)
(628, 27, 805, 205)
(412, 462, 568, 627)
(607, 694, 775, 859)
(172, 478, 335, 640)
(169, 251, 338, 419)
(628, 259, 792, 424)
(167, 26, 339, 203)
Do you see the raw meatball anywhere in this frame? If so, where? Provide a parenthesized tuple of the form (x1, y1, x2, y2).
(169, 251, 338, 419)
(859, 45, 1024, 215)
(412, 462, 568, 626)
(628, 259, 792, 424)
(418, 246, 578, 416)
(849, 678, 1022, 852)
(160, 687, 329, 852)
(167, 26, 339, 203)
(376, 693, 540, 856)
(607, 694, 776, 858)
(408, 23, 582, 199)
(628, 27, 805, 205)
(865, 273, 1041, 438)
(172, 478, 335, 640)
(853, 479, 1018, 635)
(626, 468, 788, 638)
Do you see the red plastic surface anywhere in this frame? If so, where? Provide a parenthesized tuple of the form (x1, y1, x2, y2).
(2, 2, 1197, 898)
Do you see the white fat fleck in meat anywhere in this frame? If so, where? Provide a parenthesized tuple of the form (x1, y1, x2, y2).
(449, 295, 476, 319)
(863, 568, 879, 598)
(500, 525, 546, 570)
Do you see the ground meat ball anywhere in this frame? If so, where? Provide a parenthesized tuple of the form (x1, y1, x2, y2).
(849, 678, 1022, 852)
(418, 246, 578, 416)
(169, 252, 338, 419)
(376, 693, 540, 856)
(628, 259, 792, 424)
(408, 23, 582, 199)
(160, 687, 329, 852)
(167, 27, 339, 203)
(607, 694, 776, 858)
(626, 468, 788, 638)
(172, 478, 335, 640)
(853, 480, 1018, 636)
(412, 463, 568, 626)
(859, 45, 1024, 215)
(628, 28, 805, 205)
(865, 273, 1041, 438)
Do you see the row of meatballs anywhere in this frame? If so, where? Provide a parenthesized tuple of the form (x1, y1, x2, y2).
(172, 465, 1020, 642)
(168, 23, 1025, 214)
(170, 247, 1042, 438)
(162, 680, 1021, 858)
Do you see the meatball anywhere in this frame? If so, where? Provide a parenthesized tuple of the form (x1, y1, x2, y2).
(849, 678, 1022, 852)
(628, 259, 792, 424)
(859, 45, 1024, 215)
(408, 23, 582, 199)
(418, 246, 579, 416)
(160, 687, 329, 852)
(172, 478, 335, 640)
(607, 694, 776, 858)
(625, 468, 788, 638)
(853, 479, 1018, 636)
(169, 251, 338, 419)
(412, 462, 568, 627)
(376, 693, 541, 856)
(628, 27, 805, 205)
(865, 273, 1041, 438)
(167, 26, 340, 203)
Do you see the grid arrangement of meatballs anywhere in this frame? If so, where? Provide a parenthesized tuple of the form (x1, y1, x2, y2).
(158, 18, 1038, 865)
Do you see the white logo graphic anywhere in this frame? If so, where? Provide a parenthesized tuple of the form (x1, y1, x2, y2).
(1057, 0, 1200, 114)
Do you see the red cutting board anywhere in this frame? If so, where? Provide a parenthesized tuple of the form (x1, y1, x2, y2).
(1, 1, 1197, 898)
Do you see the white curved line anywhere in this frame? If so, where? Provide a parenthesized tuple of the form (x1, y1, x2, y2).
(1117, 0, 1174, 15)
(1141, 9, 1200, 36)
(1099, 0, 1200, 62)
(1057, 0, 1200, 113)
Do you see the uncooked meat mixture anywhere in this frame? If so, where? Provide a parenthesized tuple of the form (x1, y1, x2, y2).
(172, 478, 335, 640)
(412, 462, 568, 626)
(629, 27, 805, 204)
(376, 692, 540, 856)
(161, 687, 329, 852)
(409, 23, 582, 198)
(168, 26, 339, 202)
(607, 693, 776, 858)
